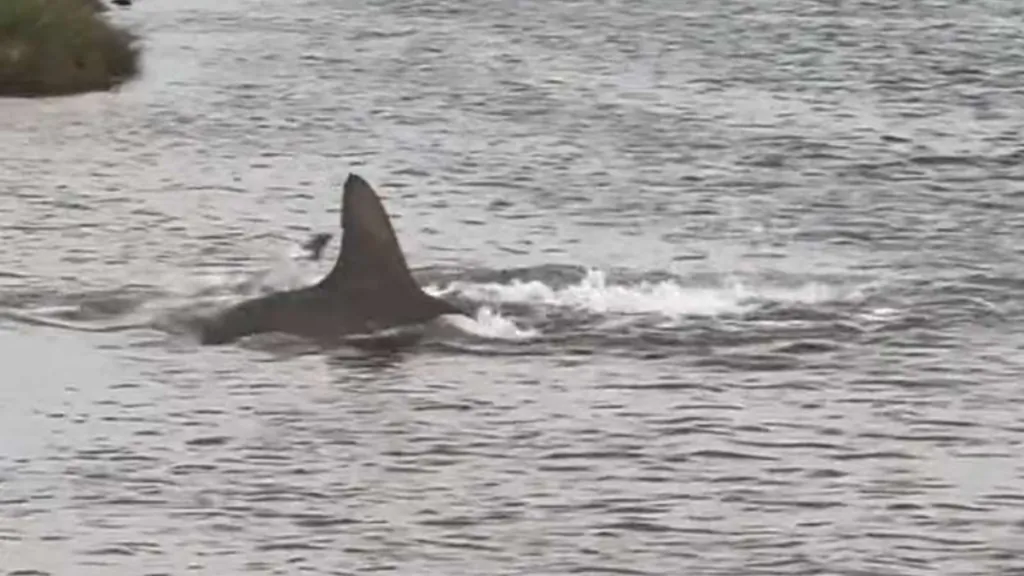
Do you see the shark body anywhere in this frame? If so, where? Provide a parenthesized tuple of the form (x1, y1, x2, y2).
(198, 174, 464, 346)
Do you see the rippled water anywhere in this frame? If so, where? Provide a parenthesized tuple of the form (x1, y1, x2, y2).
(2, 0, 1023, 574)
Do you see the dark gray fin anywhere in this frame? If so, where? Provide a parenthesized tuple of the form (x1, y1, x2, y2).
(318, 174, 460, 323)
(319, 173, 417, 291)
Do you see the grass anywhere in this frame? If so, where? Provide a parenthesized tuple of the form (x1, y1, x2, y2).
(0, 0, 140, 97)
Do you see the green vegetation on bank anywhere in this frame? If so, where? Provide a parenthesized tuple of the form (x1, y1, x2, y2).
(0, 0, 140, 97)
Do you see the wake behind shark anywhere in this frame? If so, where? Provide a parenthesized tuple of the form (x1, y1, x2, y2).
(198, 174, 466, 346)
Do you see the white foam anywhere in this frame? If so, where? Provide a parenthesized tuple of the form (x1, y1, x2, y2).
(727, 276, 860, 306)
(440, 307, 539, 341)
(432, 269, 858, 319)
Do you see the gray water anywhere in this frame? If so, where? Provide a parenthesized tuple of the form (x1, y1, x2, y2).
(2, 0, 1024, 574)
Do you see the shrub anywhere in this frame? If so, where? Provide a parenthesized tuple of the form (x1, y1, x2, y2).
(0, 0, 140, 97)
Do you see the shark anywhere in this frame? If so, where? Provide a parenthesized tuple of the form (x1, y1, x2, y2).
(197, 173, 467, 346)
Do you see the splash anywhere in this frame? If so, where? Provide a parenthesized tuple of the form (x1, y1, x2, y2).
(440, 307, 539, 340)
(432, 269, 860, 319)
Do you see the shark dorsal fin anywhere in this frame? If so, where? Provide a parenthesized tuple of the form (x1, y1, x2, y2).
(198, 172, 466, 345)
(320, 174, 421, 296)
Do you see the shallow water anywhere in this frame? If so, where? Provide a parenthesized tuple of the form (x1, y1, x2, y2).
(2, 0, 1023, 574)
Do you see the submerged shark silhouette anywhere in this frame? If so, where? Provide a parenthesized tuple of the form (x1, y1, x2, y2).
(198, 174, 467, 346)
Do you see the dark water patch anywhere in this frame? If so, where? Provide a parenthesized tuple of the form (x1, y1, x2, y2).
(858, 431, 982, 446)
(689, 450, 778, 462)
(731, 439, 849, 453)
(102, 498, 168, 507)
(771, 340, 839, 354)
(807, 468, 847, 479)
(255, 541, 325, 552)
(290, 514, 359, 529)
(694, 353, 802, 372)
(909, 154, 982, 167)
(83, 547, 135, 556)
(932, 502, 992, 513)
(413, 536, 500, 552)
(565, 566, 653, 576)
(418, 516, 479, 528)
(186, 435, 232, 447)
(169, 463, 218, 475)
(831, 451, 917, 462)
(597, 520, 682, 534)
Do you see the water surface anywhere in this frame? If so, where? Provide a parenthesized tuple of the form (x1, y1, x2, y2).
(1, 1, 1023, 574)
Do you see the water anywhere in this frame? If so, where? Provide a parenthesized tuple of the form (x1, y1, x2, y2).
(2, 0, 1023, 574)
